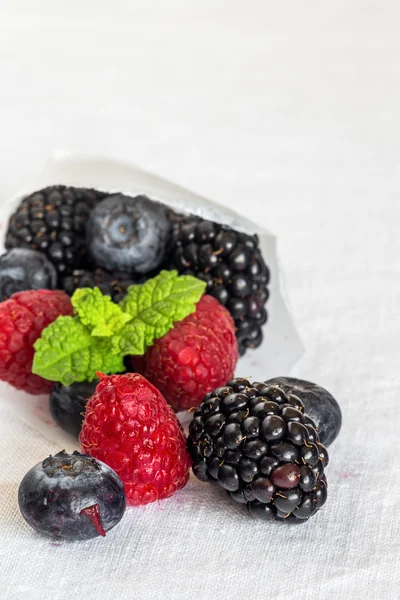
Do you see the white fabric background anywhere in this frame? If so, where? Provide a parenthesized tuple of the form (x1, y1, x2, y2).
(0, 2, 399, 599)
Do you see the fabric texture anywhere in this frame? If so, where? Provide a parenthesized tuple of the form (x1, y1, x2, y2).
(0, 2, 399, 599)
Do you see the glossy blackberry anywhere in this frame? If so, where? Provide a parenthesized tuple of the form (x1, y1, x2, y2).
(166, 213, 270, 355)
(61, 267, 140, 303)
(187, 378, 329, 523)
(5, 186, 108, 275)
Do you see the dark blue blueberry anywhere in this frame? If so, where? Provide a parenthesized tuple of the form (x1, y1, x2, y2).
(265, 377, 342, 447)
(18, 451, 126, 541)
(0, 248, 57, 300)
(49, 381, 97, 438)
(87, 194, 170, 273)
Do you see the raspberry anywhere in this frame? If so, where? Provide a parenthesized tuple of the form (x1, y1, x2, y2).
(80, 373, 191, 506)
(132, 295, 239, 412)
(0, 290, 73, 394)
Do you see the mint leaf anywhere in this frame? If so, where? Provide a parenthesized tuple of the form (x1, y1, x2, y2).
(32, 316, 124, 385)
(119, 270, 206, 351)
(111, 322, 146, 356)
(72, 287, 132, 336)
(32, 271, 206, 385)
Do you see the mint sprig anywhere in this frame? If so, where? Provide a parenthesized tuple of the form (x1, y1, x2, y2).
(72, 287, 132, 336)
(32, 270, 206, 385)
(119, 270, 206, 349)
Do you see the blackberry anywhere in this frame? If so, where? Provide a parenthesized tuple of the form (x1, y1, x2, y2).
(265, 377, 342, 447)
(5, 185, 108, 276)
(61, 268, 139, 303)
(166, 213, 270, 355)
(187, 378, 329, 523)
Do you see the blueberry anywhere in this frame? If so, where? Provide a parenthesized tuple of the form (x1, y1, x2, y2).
(0, 248, 57, 300)
(265, 377, 342, 447)
(49, 381, 97, 438)
(87, 194, 170, 273)
(18, 451, 126, 540)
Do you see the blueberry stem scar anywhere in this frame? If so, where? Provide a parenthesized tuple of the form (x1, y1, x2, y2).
(80, 504, 106, 537)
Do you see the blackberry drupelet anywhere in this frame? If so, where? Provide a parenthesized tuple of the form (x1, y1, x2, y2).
(166, 213, 270, 355)
(265, 377, 342, 447)
(61, 268, 139, 303)
(187, 378, 329, 523)
(5, 185, 108, 275)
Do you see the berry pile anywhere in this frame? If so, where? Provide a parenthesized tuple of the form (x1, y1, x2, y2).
(187, 378, 329, 523)
(3, 187, 270, 354)
(166, 214, 270, 355)
(0, 181, 342, 541)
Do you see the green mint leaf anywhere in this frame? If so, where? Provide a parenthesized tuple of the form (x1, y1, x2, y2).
(119, 270, 206, 350)
(72, 287, 132, 336)
(32, 271, 205, 385)
(32, 316, 125, 385)
(111, 322, 147, 356)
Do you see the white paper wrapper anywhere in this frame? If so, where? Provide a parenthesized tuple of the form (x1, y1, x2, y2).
(0, 152, 303, 444)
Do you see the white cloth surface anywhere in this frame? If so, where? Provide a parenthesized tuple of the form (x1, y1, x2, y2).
(0, 2, 400, 599)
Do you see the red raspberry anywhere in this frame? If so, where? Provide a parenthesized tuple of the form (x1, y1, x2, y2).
(0, 290, 73, 395)
(132, 295, 238, 411)
(80, 373, 191, 506)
